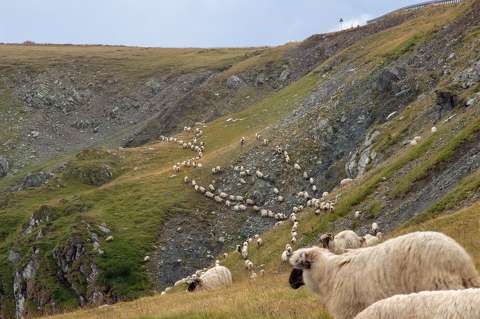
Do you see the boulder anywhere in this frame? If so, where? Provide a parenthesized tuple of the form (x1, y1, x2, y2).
(376, 67, 404, 93)
(226, 75, 246, 89)
(23, 171, 52, 188)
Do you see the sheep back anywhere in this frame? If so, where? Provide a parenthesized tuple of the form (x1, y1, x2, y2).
(198, 265, 232, 291)
(354, 289, 480, 319)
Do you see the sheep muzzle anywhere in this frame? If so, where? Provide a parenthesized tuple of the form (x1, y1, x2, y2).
(289, 268, 305, 289)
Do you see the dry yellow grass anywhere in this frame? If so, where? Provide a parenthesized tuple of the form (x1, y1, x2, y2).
(44, 274, 330, 319)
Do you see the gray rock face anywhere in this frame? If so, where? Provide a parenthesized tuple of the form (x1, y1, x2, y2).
(454, 60, 480, 89)
(376, 67, 405, 93)
(0, 156, 9, 177)
(226, 75, 246, 89)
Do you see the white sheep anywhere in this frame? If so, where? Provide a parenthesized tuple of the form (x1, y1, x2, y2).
(187, 266, 232, 292)
(363, 233, 383, 247)
(354, 289, 480, 319)
(273, 187, 279, 194)
(208, 184, 215, 192)
(290, 213, 297, 222)
(241, 244, 249, 259)
(245, 259, 254, 270)
(220, 192, 228, 199)
(340, 178, 353, 187)
(277, 196, 284, 202)
(256, 170, 264, 178)
(184, 176, 190, 183)
(294, 163, 301, 170)
(371, 222, 379, 235)
(309, 177, 314, 184)
(289, 232, 480, 319)
(256, 237, 263, 248)
(431, 126, 438, 133)
(205, 191, 214, 198)
(354, 211, 361, 219)
(303, 171, 308, 179)
(320, 230, 365, 254)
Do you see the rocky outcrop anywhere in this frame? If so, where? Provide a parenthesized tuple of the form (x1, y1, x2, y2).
(14, 255, 40, 319)
(22, 171, 53, 189)
(346, 130, 381, 178)
(454, 60, 480, 89)
(225, 75, 246, 89)
(53, 236, 105, 307)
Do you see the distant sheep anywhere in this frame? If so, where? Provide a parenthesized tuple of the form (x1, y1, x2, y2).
(187, 266, 232, 292)
(241, 244, 249, 259)
(245, 259, 254, 270)
(294, 163, 301, 170)
(431, 126, 438, 133)
(320, 230, 365, 254)
(355, 289, 480, 319)
(363, 233, 383, 247)
(256, 237, 263, 248)
(289, 232, 480, 319)
(340, 178, 353, 187)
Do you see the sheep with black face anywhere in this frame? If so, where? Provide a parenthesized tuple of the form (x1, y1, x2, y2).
(289, 232, 480, 319)
(187, 265, 232, 292)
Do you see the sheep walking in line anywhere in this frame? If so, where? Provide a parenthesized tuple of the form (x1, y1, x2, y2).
(288, 232, 480, 319)
(320, 230, 364, 254)
(187, 265, 232, 292)
(354, 289, 480, 319)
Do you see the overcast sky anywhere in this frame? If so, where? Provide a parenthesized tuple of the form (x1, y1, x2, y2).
(1, 0, 421, 47)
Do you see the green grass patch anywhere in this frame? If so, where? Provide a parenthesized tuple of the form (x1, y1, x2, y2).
(406, 169, 480, 226)
(391, 117, 480, 198)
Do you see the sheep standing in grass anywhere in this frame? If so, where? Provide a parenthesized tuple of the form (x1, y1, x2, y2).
(289, 232, 480, 319)
(187, 265, 232, 292)
(363, 233, 383, 247)
(354, 289, 480, 319)
(340, 178, 353, 187)
(241, 243, 249, 260)
(320, 230, 365, 254)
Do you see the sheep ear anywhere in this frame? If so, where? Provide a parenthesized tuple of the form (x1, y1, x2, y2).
(298, 251, 312, 269)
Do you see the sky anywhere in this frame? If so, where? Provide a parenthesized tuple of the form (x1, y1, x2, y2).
(0, 0, 422, 48)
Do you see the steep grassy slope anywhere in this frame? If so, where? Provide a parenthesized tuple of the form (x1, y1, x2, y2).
(1, 1, 480, 318)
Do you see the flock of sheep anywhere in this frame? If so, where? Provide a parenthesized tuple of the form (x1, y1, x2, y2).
(152, 123, 479, 318)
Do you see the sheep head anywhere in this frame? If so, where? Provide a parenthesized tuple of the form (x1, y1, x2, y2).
(289, 247, 325, 290)
(187, 278, 201, 292)
(320, 233, 334, 248)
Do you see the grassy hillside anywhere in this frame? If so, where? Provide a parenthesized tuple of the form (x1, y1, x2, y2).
(1, 1, 479, 318)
